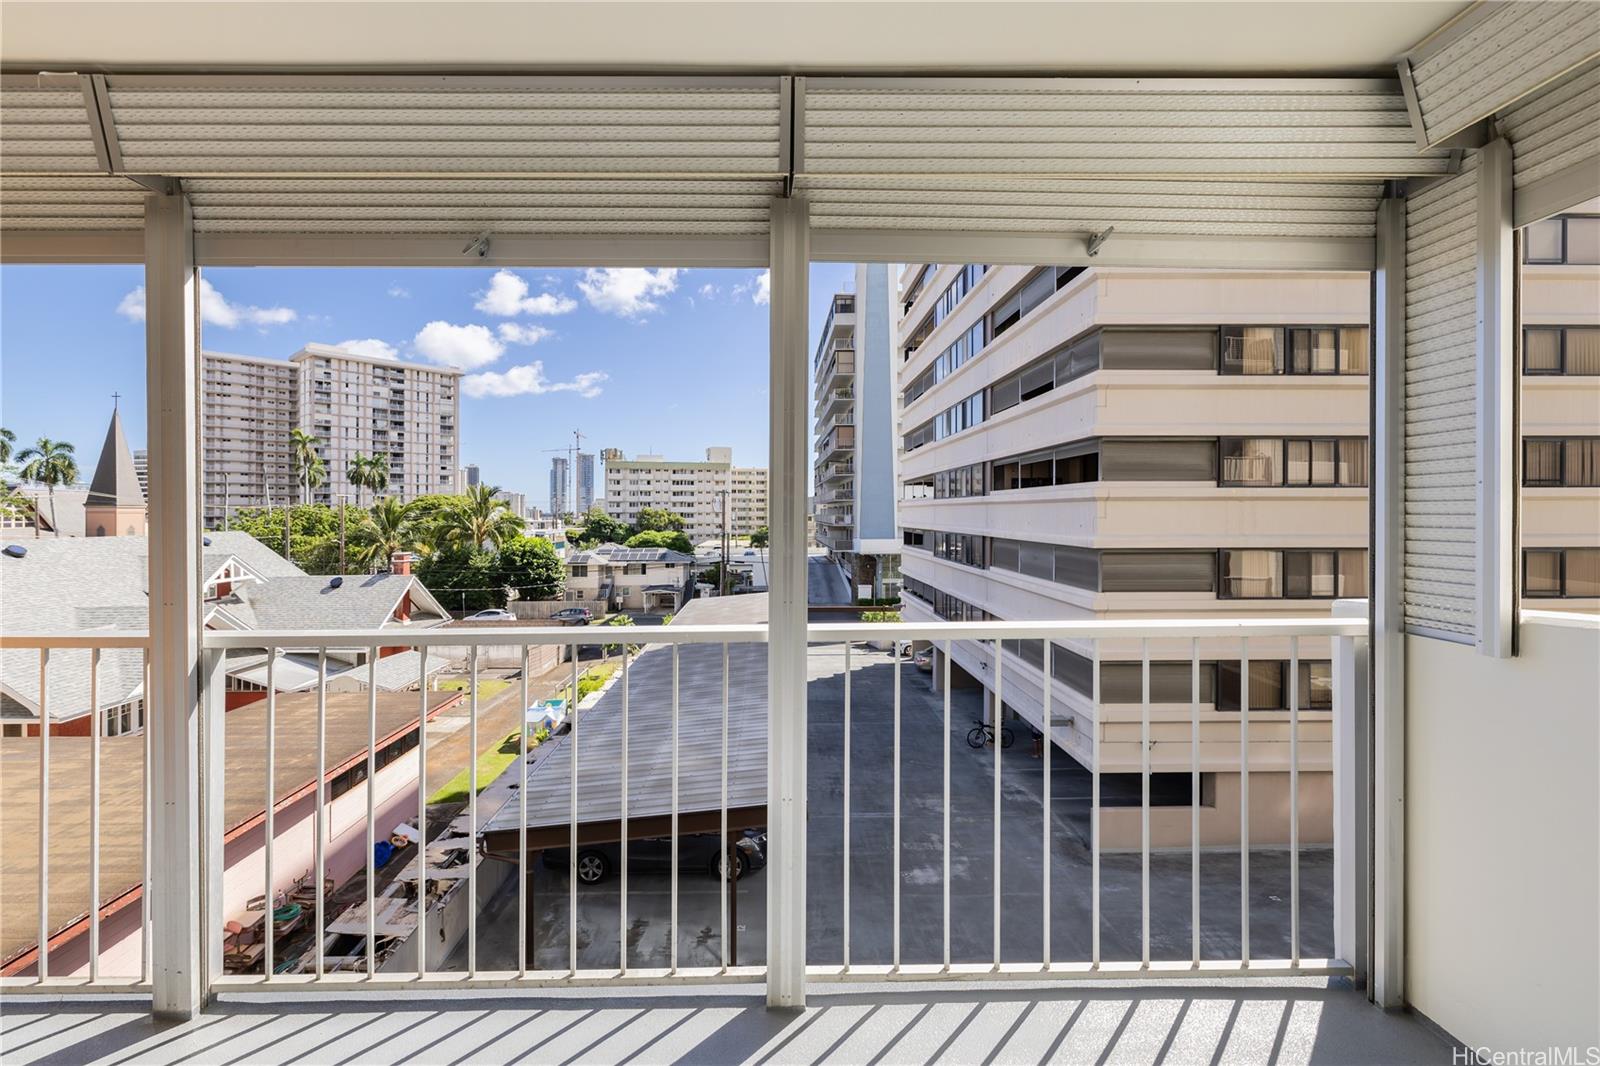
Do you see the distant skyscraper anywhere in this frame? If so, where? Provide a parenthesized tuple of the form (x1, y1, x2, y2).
(464, 464, 481, 488)
(550, 456, 570, 516)
(576, 452, 596, 514)
(132, 448, 149, 499)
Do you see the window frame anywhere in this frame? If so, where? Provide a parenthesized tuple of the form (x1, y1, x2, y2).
(1522, 325, 1600, 376)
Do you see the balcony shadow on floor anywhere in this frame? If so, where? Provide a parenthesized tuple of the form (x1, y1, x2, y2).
(2, 978, 1453, 1065)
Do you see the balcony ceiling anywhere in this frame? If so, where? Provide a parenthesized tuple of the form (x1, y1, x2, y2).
(0, 2, 1469, 75)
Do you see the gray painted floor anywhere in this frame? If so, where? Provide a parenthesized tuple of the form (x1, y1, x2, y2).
(0, 979, 1452, 1064)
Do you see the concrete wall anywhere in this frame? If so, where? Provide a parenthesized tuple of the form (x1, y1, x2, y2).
(855, 262, 898, 545)
(1405, 616, 1599, 1052)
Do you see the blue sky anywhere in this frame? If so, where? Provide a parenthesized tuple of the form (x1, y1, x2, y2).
(1, 262, 855, 509)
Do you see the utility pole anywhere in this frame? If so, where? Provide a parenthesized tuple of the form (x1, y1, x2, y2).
(281, 492, 292, 561)
(337, 492, 350, 573)
(720, 489, 730, 597)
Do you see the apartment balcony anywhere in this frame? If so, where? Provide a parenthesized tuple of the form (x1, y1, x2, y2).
(815, 425, 856, 461)
(819, 460, 854, 484)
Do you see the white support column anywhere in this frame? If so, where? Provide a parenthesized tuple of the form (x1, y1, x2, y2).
(1475, 138, 1515, 659)
(143, 191, 203, 1019)
(201, 648, 227, 994)
(1372, 195, 1406, 1009)
(1331, 600, 1370, 983)
(766, 195, 809, 1009)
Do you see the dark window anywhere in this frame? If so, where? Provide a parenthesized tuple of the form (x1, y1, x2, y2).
(989, 266, 1073, 339)
(1100, 551, 1216, 593)
(1524, 438, 1600, 487)
(902, 529, 927, 549)
(1100, 661, 1217, 704)
(1099, 329, 1218, 371)
(1217, 661, 1285, 711)
(1525, 548, 1600, 598)
(1525, 326, 1600, 375)
(1100, 439, 1217, 481)
(1100, 772, 1195, 807)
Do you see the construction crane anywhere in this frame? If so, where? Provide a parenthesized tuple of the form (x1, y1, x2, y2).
(541, 428, 586, 519)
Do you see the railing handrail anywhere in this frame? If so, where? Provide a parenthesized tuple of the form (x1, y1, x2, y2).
(0, 632, 152, 649)
(812, 617, 1367, 641)
(202, 623, 770, 650)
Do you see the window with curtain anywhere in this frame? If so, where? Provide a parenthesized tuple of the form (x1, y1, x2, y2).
(1220, 437, 1281, 486)
(1220, 549, 1281, 598)
(1221, 326, 1283, 374)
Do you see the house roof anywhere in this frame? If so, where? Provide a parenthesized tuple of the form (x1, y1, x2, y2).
(220, 573, 449, 632)
(0, 688, 460, 970)
(567, 543, 694, 566)
(84, 408, 145, 509)
(4, 484, 90, 537)
(225, 648, 447, 692)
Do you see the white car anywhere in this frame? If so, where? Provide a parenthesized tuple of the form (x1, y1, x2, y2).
(466, 608, 517, 621)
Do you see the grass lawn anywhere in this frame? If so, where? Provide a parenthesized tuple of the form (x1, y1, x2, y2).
(436, 677, 513, 702)
(427, 729, 523, 806)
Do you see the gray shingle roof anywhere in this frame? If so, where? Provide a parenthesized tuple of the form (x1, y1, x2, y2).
(224, 573, 448, 631)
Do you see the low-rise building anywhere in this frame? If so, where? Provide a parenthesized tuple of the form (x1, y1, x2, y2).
(603, 447, 768, 542)
(564, 542, 694, 613)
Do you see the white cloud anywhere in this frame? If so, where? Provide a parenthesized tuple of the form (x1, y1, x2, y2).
(577, 267, 680, 318)
(411, 321, 505, 370)
(753, 270, 771, 306)
(335, 338, 399, 360)
(116, 278, 298, 328)
(387, 284, 411, 299)
(116, 286, 147, 322)
(475, 270, 578, 317)
(698, 283, 718, 299)
(496, 322, 554, 345)
(462, 363, 608, 399)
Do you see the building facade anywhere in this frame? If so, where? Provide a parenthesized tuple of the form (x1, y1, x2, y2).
(813, 266, 902, 599)
(200, 345, 460, 527)
(575, 451, 596, 515)
(1520, 204, 1600, 611)
(602, 447, 768, 542)
(896, 263, 1371, 847)
(549, 456, 570, 517)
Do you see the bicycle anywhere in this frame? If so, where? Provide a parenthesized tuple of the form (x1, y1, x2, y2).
(966, 721, 1015, 749)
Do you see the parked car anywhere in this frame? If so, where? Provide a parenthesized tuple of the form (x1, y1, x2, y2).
(913, 651, 933, 673)
(466, 608, 516, 621)
(543, 831, 766, 884)
(549, 607, 594, 625)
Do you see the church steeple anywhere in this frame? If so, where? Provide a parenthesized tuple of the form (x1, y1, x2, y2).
(84, 403, 147, 536)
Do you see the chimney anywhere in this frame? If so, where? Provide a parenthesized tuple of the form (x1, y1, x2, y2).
(391, 551, 413, 575)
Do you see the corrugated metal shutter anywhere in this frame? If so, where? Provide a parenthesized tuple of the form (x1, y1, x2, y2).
(1402, 154, 1480, 640)
(800, 78, 1449, 240)
(1406, 1, 1600, 147)
(1497, 56, 1600, 218)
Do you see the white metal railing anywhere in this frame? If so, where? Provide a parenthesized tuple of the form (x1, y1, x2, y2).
(0, 632, 154, 992)
(2, 614, 1368, 997)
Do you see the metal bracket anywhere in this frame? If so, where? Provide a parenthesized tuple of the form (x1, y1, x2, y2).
(462, 232, 492, 258)
(1086, 226, 1115, 257)
(124, 174, 182, 197)
(780, 76, 804, 199)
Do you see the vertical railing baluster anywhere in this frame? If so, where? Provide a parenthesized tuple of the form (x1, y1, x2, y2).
(38, 648, 49, 981)
(842, 640, 851, 971)
(992, 640, 1002, 970)
(367, 648, 378, 977)
(416, 645, 428, 981)
(89, 647, 101, 982)
(892, 640, 901, 972)
(1091, 638, 1101, 969)
(568, 644, 578, 976)
(1042, 641, 1052, 970)
(1289, 634, 1301, 967)
(315, 650, 327, 979)
(519, 644, 529, 979)
(1240, 636, 1251, 965)
(719, 643, 729, 971)
(620, 644, 629, 976)
(942, 640, 951, 972)
(141, 649, 152, 985)
(264, 650, 276, 980)
(670, 644, 680, 975)
(1191, 638, 1201, 967)
(466, 645, 477, 978)
(1141, 640, 1151, 969)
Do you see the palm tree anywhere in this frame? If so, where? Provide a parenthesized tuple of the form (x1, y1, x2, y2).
(350, 496, 417, 572)
(346, 452, 390, 508)
(0, 427, 15, 467)
(289, 428, 325, 505)
(16, 437, 79, 537)
(436, 484, 523, 550)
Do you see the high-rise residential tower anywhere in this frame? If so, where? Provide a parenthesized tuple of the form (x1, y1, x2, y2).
(549, 456, 570, 517)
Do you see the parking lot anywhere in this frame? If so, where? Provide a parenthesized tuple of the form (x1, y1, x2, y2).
(453, 644, 1332, 972)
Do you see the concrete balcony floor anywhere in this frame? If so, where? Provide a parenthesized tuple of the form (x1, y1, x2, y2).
(1, 979, 1450, 1064)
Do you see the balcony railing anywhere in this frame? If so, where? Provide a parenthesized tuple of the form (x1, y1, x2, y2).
(2, 614, 1366, 998)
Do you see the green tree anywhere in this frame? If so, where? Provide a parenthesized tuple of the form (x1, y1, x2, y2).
(633, 507, 686, 533)
(436, 484, 523, 551)
(226, 504, 342, 573)
(16, 437, 79, 538)
(750, 526, 769, 548)
(625, 529, 693, 555)
(0, 427, 15, 468)
(350, 497, 418, 572)
(289, 428, 326, 505)
(417, 543, 499, 613)
(493, 535, 565, 602)
(346, 452, 390, 508)
(572, 507, 630, 548)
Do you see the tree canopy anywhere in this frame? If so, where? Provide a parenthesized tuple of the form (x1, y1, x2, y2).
(571, 507, 631, 548)
(633, 507, 686, 533)
(493, 535, 565, 602)
(625, 529, 693, 555)
(750, 526, 769, 548)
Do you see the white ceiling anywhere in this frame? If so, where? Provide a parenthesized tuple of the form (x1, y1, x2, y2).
(0, 0, 1469, 74)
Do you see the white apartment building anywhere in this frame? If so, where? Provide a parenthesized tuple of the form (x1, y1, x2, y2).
(201, 350, 300, 525)
(292, 344, 460, 507)
(603, 446, 768, 542)
(1520, 205, 1600, 610)
(897, 264, 1371, 848)
(813, 268, 902, 599)
(201, 346, 460, 526)
(549, 456, 570, 517)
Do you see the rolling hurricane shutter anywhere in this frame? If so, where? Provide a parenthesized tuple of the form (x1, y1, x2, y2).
(1402, 154, 1481, 641)
(1496, 57, 1600, 226)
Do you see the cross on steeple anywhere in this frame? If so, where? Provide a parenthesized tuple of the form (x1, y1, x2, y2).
(112, 391, 121, 410)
